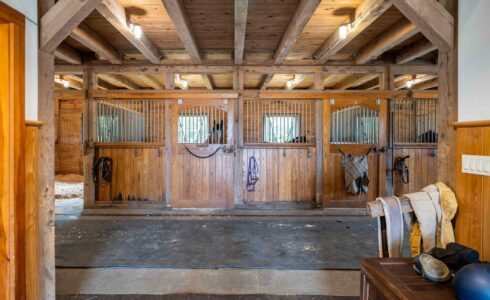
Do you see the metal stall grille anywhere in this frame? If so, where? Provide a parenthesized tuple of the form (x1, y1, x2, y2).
(330, 106, 379, 144)
(243, 99, 315, 144)
(178, 105, 228, 144)
(392, 98, 438, 144)
(95, 99, 166, 143)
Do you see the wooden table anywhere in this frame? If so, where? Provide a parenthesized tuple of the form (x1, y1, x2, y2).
(361, 258, 457, 300)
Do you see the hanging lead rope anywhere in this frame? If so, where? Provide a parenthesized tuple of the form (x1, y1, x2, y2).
(247, 156, 259, 192)
(394, 155, 410, 184)
(184, 144, 222, 159)
(92, 156, 113, 201)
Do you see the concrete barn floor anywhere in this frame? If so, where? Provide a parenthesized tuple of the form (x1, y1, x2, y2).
(55, 180, 367, 298)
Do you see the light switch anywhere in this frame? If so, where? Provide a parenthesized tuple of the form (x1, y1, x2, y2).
(462, 155, 490, 176)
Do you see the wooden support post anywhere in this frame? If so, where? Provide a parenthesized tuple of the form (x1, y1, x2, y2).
(233, 67, 244, 206)
(315, 100, 324, 206)
(313, 72, 324, 90)
(322, 99, 331, 206)
(83, 67, 97, 207)
(379, 65, 394, 196)
(437, 52, 457, 188)
(38, 50, 56, 300)
(165, 73, 175, 90)
(165, 101, 173, 207)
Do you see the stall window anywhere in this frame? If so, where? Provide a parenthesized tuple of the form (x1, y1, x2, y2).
(330, 106, 379, 144)
(263, 114, 300, 143)
(178, 114, 210, 144)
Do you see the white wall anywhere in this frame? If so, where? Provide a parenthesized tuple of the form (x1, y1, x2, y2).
(458, 0, 490, 122)
(1, 0, 38, 121)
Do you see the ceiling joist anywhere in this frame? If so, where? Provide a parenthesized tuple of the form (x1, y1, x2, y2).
(98, 74, 140, 89)
(234, 0, 249, 65)
(314, 0, 393, 64)
(260, 74, 274, 90)
(54, 44, 82, 64)
(355, 18, 418, 64)
(97, 0, 162, 64)
(396, 39, 437, 64)
(71, 23, 122, 64)
(392, 0, 453, 51)
(334, 73, 380, 90)
(41, 0, 101, 52)
(273, 0, 321, 64)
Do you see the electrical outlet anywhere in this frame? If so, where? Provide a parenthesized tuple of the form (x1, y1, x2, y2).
(462, 155, 490, 176)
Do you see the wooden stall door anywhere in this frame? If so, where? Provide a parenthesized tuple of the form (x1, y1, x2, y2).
(171, 99, 235, 208)
(56, 98, 83, 175)
(324, 99, 389, 207)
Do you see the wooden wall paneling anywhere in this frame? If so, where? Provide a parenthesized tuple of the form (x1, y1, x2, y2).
(455, 127, 483, 258)
(25, 122, 41, 300)
(95, 147, 166, 203)
(165, 101, 172, 206)
(483, 127, 490, 260)
(56, 98, 83, 175)
(392, 147, 437, 196)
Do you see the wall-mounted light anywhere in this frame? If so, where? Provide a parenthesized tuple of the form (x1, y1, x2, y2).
(55, 77, 70, 88)
(181, 79, 188, 89)
(286, 80, 293, 89)
(406, 79, 414, 89)
(129, 23, 142, 39)
(339, 24, 350, 40)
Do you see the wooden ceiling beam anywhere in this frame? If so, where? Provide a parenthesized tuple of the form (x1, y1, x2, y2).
(395, 74, 437, 90)
(40, 0, 101, 52)
(314, 0, 393, 64)
(98, 74, 140, 89)
(97, 0, 162, 64)
(396, 39, 437, 64)
(392, 0, 453, 51)
(273, 0, 321, 64)
(161, 0, 202, 64)
(201, 75, 214, 90)
(260, 74, 274, 90)
(135, 74, 165, 90)
(355, 19, 418, 64)
(54, 43, 82, 64)
(414, 78, 438, 90)
(71, 24, 122, 64)
(334, 73, 379, 90)
(234, 0, 249, 65)
(284, 74, 306, 90)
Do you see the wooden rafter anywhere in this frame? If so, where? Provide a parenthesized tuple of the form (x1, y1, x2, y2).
(395, 74, 437, 90)
(161, 0, 202, 64)
(355, 19, 418, 64)
(71, 23, 122, 64)
(41, 0, 101, 52)
(201, 75, 214, 90)
(54, 43, 82, 64)
(161, 0, 214, 88)
(314, 0, 393, 64)
(234, 0, 249, 65)
(414, 77, 438, 90)
(392, 0, 453, 51)
(98, 73, 140, 89)
(260, 74, 274, 90)
(396, 39, 437, 64)
(284, 74, 306, 90)
(273, 0, 321, 64)
(97, 0, 162, 64)
(334, 73, 379, 90)
(323, 74, 351, 88)
(134, 74, 165, 89)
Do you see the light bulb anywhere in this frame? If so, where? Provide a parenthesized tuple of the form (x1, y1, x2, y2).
(339, 24, 348, 40)
(130, 23, 142, 39)
(181, 79, 188, 89)
(62, 79, 70, 88)
(406, 79, 414, 89)
(286, 80, 293, 89)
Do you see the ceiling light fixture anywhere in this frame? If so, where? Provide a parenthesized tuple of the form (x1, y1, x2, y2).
(62, 79, 70, 88)
(286, 80, 293, 89)
(339, 24, 349, 40)
(406, 79, 414, 89)
(181, 79, 188, 89)
(130, 23, 142, 39)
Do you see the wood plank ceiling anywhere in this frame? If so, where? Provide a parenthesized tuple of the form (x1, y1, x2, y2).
(52, 0, 447, 91)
